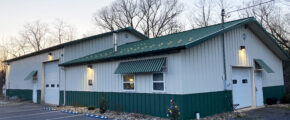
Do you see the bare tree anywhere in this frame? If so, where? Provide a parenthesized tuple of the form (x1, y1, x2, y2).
(20, 20, 50, 51)
(0, 37, 28, 58)
(52, 19, 77, 44)
(93, 0, 184, 38)
(188, 0, 214, 28)
(239, 0, 290, 51)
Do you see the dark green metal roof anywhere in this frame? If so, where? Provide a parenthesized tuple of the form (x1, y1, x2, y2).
(255, 59, 274, 73)
(58, 17, 289, 66)
(60, 17, 257, 66)
(4, 27, 148, 63)
(24, 71, 37, 80)
(114, 58, 166, 74)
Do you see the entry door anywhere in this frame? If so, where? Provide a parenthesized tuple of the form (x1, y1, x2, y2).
(232, 68, 252, 109)
(255, 71, 264, 106)
(44, 61, 60, 105)
(32, 81, 37, 103)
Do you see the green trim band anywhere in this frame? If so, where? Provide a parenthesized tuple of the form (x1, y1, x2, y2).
(60, 90, 233, 119)
(37, 90, 41, 104)
(6, 89, 33, 101)
(263, 85, 285, 104)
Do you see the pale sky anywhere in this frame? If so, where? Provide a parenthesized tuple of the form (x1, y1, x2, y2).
(0, 0, 289, 42)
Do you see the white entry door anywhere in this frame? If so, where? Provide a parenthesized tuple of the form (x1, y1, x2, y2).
(255, 71, 264, 106)
(44, 61, 60, 105)
(232, 68, 252, 109)
(32, 81, 37, 103)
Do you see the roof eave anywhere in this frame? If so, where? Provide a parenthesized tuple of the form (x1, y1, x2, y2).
(59, 46, 185, 67)
(185, 18, 254, 49)
(250, 20, 290, 61)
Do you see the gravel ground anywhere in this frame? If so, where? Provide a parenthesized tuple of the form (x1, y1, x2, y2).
(200, 104, 290, 120)
(53, 106, 168, 120)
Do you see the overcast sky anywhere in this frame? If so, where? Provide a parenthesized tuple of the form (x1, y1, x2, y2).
(0, 0, 289, 42)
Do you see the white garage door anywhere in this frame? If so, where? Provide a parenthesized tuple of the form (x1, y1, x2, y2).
(44, 61, 59, 105)
(232, 68, 252, 109)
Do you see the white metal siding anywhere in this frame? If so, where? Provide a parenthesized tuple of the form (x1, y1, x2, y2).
(224, 26, 284, 87)
(63, 32, 142, 62)
(181, 36, 225, 94)
(7, 49, 63, 90)
(181, 26, 284, 94)
(64, 54, 184, 94)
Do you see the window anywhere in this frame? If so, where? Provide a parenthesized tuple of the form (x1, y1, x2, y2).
(232, 80, 237, 84)
(242, 79, 248, 84)
(46, 84, 49, 87)
(51, 84, 55, 87)
(123, 74, 135, 90)
(153, 73, 164, 91)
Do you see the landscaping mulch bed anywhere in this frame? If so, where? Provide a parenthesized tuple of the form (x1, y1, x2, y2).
(53, 106, 168, 120)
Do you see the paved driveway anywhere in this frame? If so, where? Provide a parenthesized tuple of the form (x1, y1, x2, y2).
(0, 103, 102, 120)
(240, 107, 290, 120)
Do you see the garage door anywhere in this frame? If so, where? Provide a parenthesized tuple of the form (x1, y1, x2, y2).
(44, 61, 59, 105)
(232, 68, 252, 109)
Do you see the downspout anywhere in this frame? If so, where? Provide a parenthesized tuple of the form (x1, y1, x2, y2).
(63, 67, 66, 106)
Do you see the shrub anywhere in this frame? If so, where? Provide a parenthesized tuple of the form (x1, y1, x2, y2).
(281, 93, 290, 104)
(266, 98, 278, 105)
(88, 106, 95, 110)
(99, 96, 108, 114)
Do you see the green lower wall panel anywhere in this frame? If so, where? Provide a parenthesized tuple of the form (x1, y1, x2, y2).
(60, 90, 233, 119)
(263, 85, 285, 104)
(6, 89, 32, 101)
(37, 90, 41, 104)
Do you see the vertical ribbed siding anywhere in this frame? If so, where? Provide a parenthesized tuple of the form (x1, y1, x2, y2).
(59, 90, 232, 119)
(37, 90, 41, 104)
(262, 85, 285, 104)
(224, 26, 284, 87)
(6, 89, 32, 101)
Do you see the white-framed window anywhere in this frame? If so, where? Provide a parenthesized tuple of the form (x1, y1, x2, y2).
(153, 73, 165, 92)
(123, 74, 135, 91)
(87, 65, 94, 86)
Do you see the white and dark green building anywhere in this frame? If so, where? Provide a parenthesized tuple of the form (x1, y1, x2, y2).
(4, 17, 289, 119)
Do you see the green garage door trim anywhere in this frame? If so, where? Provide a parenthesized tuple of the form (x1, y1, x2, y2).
(60, 90, 233, 119)
(6, 89, 33, 101)
(24, 71, 37, 80)
(254, 59, 274, 73)
(114, 58, 166, 74)
(263, 85, 285, 104)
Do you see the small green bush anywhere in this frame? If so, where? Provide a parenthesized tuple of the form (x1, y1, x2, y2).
(281, 93, 290, 104)
(88, 106, 96, 110)
(99, 96, 108, 114)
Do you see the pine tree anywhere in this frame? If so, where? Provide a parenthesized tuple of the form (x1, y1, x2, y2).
(167, 98, 180, 120)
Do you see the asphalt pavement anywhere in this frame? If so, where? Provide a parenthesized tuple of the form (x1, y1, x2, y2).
(0, 103, 104, 120)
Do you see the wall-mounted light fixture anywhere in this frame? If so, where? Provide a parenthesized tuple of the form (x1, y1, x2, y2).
(87, 65, 93, 69)
(240, 46, 246, 50)
(48, 53, 53, 60)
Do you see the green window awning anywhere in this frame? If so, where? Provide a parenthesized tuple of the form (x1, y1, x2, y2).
(254, 59, 274, 73)
(24, 71, 37, 80)
(115, 58, 166, 74)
